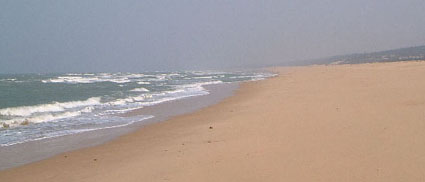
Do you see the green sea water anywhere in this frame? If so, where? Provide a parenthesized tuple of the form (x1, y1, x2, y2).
(0, 71, 273, 146)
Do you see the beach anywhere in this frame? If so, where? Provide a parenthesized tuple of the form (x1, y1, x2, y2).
(0, 83, 240, 170)
(1, 61, 425, 181)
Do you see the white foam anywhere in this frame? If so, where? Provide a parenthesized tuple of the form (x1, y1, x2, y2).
(42, 76, 98, 84)
(0, 78, 17, 82)
(81, 106, 95, 113)
(179, 80, 223, 89)
(189, 71, 226, 75)
(0, 71, 276, 147)
(127, 73, 146, 78)
(103, 106, 145, 114)
(140, 91, 208, 107)
(107, 78, 131, 83)
(0, 115, 154, 146)
(135, 80, 222, 106)
(137, 81, 150, 85)
(108, 99, 128, 106)
(193, 76, 214, 79)
(0, 97, 101, 117)
(65, 73, 82, 76)
(130, 87, 149, 92)
(229, 73, 277, 81)
(42, 76, 131, 84)
(103, 80, 221, 108)
(1, 111, 82, 128)
(107, 94, 152, 106)
(145, 75, 168, 81)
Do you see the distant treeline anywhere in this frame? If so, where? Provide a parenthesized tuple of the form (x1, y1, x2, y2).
(293, 45, 425, 66)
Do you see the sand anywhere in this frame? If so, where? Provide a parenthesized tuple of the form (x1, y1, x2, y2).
(1, 61, 425, 181)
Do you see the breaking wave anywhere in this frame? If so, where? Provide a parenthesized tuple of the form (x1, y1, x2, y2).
(0, 71, 273, 146)
(130, 87, 150, 92)
(0, 97, 101, 117)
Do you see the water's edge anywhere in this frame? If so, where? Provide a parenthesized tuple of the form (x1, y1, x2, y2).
(0, 82, 239, 170)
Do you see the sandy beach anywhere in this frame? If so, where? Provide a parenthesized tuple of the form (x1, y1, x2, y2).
(1, 61, 425, 181)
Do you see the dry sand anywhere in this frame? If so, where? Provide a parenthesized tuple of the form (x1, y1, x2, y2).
(1, 61, 425, 181)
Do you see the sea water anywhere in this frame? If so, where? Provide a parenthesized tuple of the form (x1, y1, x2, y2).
(0, 71, 273, 146)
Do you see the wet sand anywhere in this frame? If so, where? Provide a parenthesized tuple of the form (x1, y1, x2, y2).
(1, 61, 425, 181)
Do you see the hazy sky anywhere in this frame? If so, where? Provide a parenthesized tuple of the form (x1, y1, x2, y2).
(1, 0, 425, 73)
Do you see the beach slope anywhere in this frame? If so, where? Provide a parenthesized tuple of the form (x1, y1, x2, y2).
(1, 61, 425, 181)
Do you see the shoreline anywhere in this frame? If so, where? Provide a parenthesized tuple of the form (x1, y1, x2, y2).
(0, 82, 240, 170)
(2, 61, 425, 181)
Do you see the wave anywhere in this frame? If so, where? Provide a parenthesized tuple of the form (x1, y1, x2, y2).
(189, 71, 226, 75)
(42, 76, 97, 83)
(137, 81, 150, 85)
(0, 115, 154, 146)
(1, 111, 82, 128)
(103, 107, 144, 114)
(0, 78, 17, 82)
(229, 73, 277, 81)
(0, 97, 101, 117)
(181, 80, 223, 87)
(130, 87, 149, 92)
(41, 73, 182, 84)
(193, 76, 214, 79)
(104, 80, 222, 108)
(41, 76, 131, 84)
(126, 73, 146, 78)
(137, 80, 223, 106)
(0, 71, 274, 147)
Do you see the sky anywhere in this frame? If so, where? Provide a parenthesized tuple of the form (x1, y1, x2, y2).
(1, 0, 425, 73)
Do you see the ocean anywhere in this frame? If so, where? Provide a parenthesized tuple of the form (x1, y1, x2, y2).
(0, 71, 273, 147)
